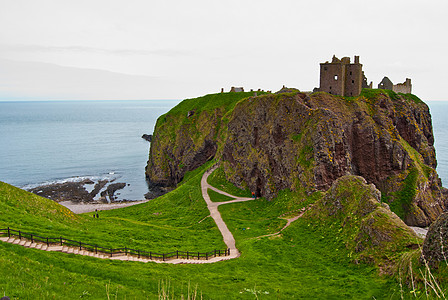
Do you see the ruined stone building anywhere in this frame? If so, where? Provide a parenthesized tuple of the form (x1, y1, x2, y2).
(318, 55, 411, 96)
(378, 77, 412, 94)
(230, 87, 244, 93)
(319, 55, 366, 97)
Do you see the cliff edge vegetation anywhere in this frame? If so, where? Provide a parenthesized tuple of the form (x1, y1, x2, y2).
(146, 89, 446, 227)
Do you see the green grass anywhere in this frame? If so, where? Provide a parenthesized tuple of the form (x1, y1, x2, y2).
(207, 189, 235, 202)
(0, 166, 417, 299)
(207, 166, 251, 198)
(0, 211, 399, 299)
(358, 88, 400, 101)
(395, 167, 418, 219)
(399, 93, 424, 104)
(158, 92, 264, 127)
(385, 168, 418, 220)
(0, 163, 225, 253)
(219, 198, 287, 241)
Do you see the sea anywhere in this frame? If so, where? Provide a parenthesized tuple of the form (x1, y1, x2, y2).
(0, 100, 180, 201)
(0, 100, 447, 201)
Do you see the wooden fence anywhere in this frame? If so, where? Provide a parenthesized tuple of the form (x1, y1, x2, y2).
(0, 227, 230, 261)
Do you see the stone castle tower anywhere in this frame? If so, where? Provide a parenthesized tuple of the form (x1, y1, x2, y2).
(319, 55, 363, 97)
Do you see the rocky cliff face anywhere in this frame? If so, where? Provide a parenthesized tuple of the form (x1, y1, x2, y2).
(147, 90, 446, 226)
(146, 92, 255, 191)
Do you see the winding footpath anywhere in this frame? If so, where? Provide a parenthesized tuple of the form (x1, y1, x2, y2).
(0, 166, 300, 264)
(200, 165, 254, 259)
(250, 206, 310, 240)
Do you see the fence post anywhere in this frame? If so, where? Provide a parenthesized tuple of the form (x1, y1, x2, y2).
(206, 252, 208, 260)
(125, 247, 127, 256)
(110, 248, 113, 257)
(7, 227, 10, 238)
(150, 252, 152, 260)
(214, 249, 216, 257)
(46, 237, 49, 247)
(60, 237, 63, 246)
(138, 249, 140, 258)
(18, 230, 21, 240)
(79, 242, 82, 251)
(198, 252, 200, 260)
(187, 251, 189, 259)
(176, 250, 179, 259)
(163, 253, 165, 261)
(31, 234, 33, 243)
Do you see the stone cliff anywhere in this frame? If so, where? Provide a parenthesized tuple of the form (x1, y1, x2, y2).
(146, 89, 446, 227)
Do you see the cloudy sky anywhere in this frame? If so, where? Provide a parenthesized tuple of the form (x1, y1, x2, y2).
(0, 0, 447, 100)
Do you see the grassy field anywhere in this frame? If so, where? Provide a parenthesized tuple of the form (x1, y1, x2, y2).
(0, 162, 225, 253)
(0, 163, 418, 299)
(207, 189, 236, 202)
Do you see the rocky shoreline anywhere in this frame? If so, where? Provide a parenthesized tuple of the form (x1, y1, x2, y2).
(27, 178, 131, 204)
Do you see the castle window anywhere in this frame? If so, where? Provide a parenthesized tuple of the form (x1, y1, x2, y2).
(334, 75, 338, 81)
(352, 80, 354, 84)
(350, 71, 352, 75)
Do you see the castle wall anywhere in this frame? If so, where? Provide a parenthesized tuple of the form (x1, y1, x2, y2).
(378, 77, 393, 90)
(344, 63, 363, 97)
(393, 78, 412, 94)
(319, 63, 345, 96)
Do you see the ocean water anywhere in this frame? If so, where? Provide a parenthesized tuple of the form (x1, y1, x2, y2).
(427, 101, 448, 185)
(0, 100, 180, 201)
(0, 100, 447, 202)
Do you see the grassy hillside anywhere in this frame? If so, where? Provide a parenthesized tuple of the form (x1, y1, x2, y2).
(0, 163, 225, 253)
(0, 164, 410, 299)
(3, 89, 445, 298)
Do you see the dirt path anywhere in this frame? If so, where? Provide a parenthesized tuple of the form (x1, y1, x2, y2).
(251, 206, 310, 240)
(200, 165, 254, 258)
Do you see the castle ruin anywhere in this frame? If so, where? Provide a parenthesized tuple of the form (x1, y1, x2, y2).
(319, 55, 412, 96)
(378, 77, 412, 94)
(319, 55, 365, 97)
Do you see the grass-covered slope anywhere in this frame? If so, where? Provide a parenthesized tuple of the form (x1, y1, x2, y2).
(307, 175, 420, 267)
(1, 164, 413, 299)
(0, 180, 80, 228)
(2, 89, 445, 298)
(0, 163, 225, 253)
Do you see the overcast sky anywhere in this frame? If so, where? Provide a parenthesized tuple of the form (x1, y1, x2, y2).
(0, 0, 447, 100)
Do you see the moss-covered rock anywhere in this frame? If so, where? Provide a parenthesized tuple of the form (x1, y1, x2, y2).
(422, 212, 448, 267)
(307, 175, 419, 265)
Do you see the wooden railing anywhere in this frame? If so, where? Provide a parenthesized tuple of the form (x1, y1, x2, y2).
(0, 227, 230, 261)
